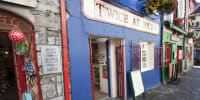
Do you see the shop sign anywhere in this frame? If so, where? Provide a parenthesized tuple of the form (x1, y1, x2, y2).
(0, 12, 21, 27)
(82, 0, 160, 35)
(171, 35, 180, 42)
(41, 46, 62, 74)
(2, 0, 37, 7)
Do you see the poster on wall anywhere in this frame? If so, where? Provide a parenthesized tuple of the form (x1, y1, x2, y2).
(2, 0, 37, 7)
(41, 46, 62, 74)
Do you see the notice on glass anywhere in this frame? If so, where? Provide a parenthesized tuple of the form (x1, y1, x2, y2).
(41, 46, 62, 74)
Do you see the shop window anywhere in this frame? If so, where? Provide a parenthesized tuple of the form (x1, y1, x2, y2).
(140, 41, 154, 72)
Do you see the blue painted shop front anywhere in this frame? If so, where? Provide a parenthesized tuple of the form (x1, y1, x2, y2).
(67, 0, 162, 100)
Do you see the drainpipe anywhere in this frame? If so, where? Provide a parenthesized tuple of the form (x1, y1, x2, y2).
(59, 0, 70, 100)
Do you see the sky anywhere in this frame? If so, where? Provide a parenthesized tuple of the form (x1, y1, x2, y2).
(196, 0, 200, 3)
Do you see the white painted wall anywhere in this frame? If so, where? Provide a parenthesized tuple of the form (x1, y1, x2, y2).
(109, 39, 126, 100)
(109, 40, 117, 98)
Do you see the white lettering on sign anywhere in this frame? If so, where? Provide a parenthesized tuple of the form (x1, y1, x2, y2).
(82, 0, 160, 35)
(2, 0, 37, 7)
(41, 46, 62, 74)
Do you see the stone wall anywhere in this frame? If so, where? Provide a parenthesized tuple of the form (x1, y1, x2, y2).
(0, 0, 68, 100)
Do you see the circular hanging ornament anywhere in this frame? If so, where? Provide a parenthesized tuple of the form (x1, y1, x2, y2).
(9, 30, 25, 42)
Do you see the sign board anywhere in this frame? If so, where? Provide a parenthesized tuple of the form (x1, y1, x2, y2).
(128, 70, 144, 98)
(82, 0, 160, 35)
(2, 0, 37, 7)
(41, 46, 62, 74)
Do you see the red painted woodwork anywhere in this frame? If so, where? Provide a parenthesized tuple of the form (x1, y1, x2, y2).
(16, 55, 26, 93)
(165, 44, 171, 67)
(59, 0, 71, 100)
(89, 36, 95, 100)
(131, 41, 141, 70)
(0, 11, 42, 100)
(116, 42, 125, 100)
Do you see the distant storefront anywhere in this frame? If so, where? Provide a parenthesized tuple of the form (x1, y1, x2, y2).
(184, 38, 194, 72)
(162, 24, 186, 83)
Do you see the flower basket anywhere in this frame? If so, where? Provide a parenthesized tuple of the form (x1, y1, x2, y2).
(144, 0, 178, 15)
(159, 0, 178, 14)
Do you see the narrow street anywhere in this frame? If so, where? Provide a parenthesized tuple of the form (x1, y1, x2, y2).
(1, 0, 200, 100)
(136, 68, 200, 100)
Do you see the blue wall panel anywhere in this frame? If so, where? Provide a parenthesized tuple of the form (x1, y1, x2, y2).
(67, 0, 162, 100)
(67, 17, 92, 100)
(105, 0, 145, 15)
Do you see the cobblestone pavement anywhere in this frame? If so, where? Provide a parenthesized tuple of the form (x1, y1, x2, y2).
(136, 68, 200, 100)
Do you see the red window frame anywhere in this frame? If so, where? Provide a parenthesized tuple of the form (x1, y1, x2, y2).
(165, 44, 171, 67)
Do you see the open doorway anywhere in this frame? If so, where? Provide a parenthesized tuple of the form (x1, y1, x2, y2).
(0, 10, 41, 100)
(0, 31, 18, 99)
(89, 36, 126, 100)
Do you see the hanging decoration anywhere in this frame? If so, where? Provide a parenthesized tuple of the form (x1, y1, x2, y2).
(159, 0, 178, 14)
(144, 0, 178, 15)
(8, 30, 25, 42)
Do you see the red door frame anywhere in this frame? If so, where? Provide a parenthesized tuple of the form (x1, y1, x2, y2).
(0, 15, 42, 100)
(116, 41, 125, 100)
(165, 44, 171, 67)
(59, 0, 71, 99)
(89, 36, 96, 100)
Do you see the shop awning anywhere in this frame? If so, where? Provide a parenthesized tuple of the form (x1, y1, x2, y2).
(169, 23, 188, 35)
(164, 21, 187, 35)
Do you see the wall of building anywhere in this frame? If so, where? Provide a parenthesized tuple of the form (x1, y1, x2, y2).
(185, 0, 195, 32)
(0, 0, 68, 100)
(67, 0, 162, 100)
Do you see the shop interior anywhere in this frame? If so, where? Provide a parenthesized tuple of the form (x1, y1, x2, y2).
(90, 36, 125, 100)
(0, 11, 40, 100)
(0, 31, 18, 100)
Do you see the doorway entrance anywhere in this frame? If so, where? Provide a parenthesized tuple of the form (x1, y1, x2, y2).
(0, 31, 18, 99)
(0, 10, 41, 100)
(89, 36, 126, 100)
